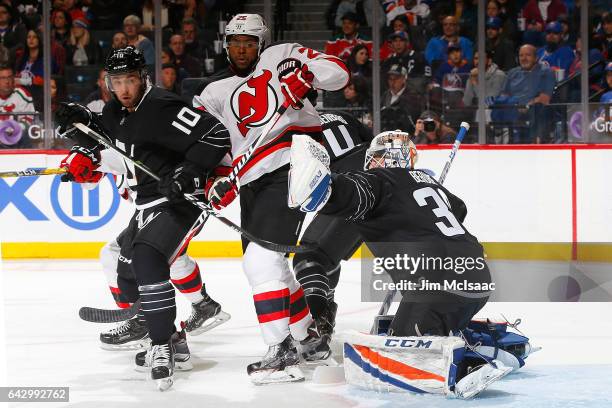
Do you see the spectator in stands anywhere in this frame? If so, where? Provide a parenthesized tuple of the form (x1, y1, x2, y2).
(168, 34, 201, 78)
(111, 31, 128, 50)
(181, 17, 207, 61)
(324, 12, 372, 61)
(382, 0, 430, 27)
(537, 21, 574, 81)
(161, 63, 179, 94)
(347, 43, 372, 79)
(380, 64, 422, 134)
(341, 75, 370, 109)
(53, 0, 90, 23)
(521, 0, 567, 28)
(51, 10, 71, 48)
(0, 43, 8, 65)
(486, 0, 517, 43)
(50, 75, 66, 113)
(65, 15, 102, 66)
(382, 31, 431, 94)
(599, 12, 612, 60)
(0, 64, 35, 148)
(425, 15, 473, 69)
(433, 44, 471, 91)
(36, 20, 66, 75)
(161, 47, 189, 83)
(84, 69, 112, 113)
(463, 50, 506, 107)
(123, 15, 155, 65)
(413, 110, 456, 144)
(495, 44, 556, 143)
(0, 4, 26, 50)
(568, 37, 604, 100)
(485, 17, 516, 71)
(14, 29, 59, 88)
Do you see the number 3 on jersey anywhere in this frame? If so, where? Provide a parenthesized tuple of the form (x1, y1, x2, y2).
(413, 187, 465, 237)
(172, 107, 201, 135)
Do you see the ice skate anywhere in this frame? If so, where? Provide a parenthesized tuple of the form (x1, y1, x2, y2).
(99, 317, 149, 351)
(299, 320, 332, 363)
(247, 335, 304, 385)
(184, 291, 231, 336)
(150, 341, 175, 391)
(135, 329, 192, 372)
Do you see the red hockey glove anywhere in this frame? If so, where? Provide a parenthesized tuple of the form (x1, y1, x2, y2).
(205, 176, 237, 210)
(60, 145, 103, 183)
(279, 65, 314, 110)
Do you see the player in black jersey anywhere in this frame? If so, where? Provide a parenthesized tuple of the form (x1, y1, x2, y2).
(292, 110, 372, 359)
(288, 131, 490, 337)
(55, 46, 230, 391)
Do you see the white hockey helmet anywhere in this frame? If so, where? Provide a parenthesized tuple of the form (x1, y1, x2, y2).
(364, 130, 418, 170)
(223, 14, 271, 57)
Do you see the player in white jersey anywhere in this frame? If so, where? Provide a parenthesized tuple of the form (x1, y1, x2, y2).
(193, 13, 350, 384)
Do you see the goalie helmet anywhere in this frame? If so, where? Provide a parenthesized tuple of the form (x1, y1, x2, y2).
(223, 14, 271, 57)
(364, 130, 418, 170)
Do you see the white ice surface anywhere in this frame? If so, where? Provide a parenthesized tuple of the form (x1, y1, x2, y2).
(2, 259, 612, 408)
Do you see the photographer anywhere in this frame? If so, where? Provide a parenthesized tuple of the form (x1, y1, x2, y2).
(413, 110, 456, 144)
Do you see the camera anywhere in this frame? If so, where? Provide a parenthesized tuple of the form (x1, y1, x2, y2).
(423, 118, 436, 132)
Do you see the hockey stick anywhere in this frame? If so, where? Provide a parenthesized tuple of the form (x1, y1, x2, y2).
(79, 300, 141, 323)
(0, 168, 66, 178)
(371, 122, 470, 333)
(227, 100, 290, 187)
(72, 123, 314, 254)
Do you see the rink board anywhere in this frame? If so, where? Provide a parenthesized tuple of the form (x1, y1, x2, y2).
(0, 145, 611, 259)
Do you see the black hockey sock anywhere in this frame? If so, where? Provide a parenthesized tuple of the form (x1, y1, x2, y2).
(294, 259, 329, 318)
(132, 244, 176, 345)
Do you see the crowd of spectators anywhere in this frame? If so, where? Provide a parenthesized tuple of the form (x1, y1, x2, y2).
(324, 0, 612, 143)
(0, 0, 240, 149)
(0, 0, 611, 149)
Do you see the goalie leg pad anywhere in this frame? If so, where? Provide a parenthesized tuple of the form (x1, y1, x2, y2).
(340, 330, 465, 396)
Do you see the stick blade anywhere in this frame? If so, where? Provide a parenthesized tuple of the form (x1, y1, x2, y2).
(78, 300, 140, 323)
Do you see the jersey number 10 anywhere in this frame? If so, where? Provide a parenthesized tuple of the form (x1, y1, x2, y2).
(172, 107, 201, 135)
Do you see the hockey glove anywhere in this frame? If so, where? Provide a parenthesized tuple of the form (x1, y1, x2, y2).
(288, 134, 331, 212)
(55, 102, 92, 134)
(60, 145, 103, 183)
(158, 162, 206, 202)
(205, 176, 237, 210)
(279, 61, 314, 110)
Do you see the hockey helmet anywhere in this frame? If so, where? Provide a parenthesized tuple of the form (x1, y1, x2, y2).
(104, 46, 148, 92)
(364, 130, 418, 170)
(223, 13, 271, 57)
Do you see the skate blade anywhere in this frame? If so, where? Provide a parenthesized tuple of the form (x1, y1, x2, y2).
(302, 353, 337, 366)
(100, 338, 150, 351)
(187, 311, 231, 336)
(135, 358, 193, 373)
(250, 365, 305, 385)
(455, 364, 512, 399)
(156, 376, 174, 392)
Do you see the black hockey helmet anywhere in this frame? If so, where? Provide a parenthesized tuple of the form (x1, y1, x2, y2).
(104, 46, 146, 76)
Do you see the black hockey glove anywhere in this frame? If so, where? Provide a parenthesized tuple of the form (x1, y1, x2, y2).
(55, 102, 92, 134)
(158, 162, 206, 202)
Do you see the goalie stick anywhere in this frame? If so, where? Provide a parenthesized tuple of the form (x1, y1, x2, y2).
(71, 122, 314, 254)
(370, 121, 470, 333)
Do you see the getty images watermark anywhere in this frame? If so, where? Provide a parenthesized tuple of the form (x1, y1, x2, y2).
(361, 242, 612, 302)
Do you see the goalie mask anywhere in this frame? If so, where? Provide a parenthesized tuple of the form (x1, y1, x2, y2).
(364, 130, 418, 170)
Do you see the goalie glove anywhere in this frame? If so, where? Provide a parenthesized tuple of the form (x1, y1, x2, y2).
(288, 134, 331, 212)
(278, 59, 314, 110)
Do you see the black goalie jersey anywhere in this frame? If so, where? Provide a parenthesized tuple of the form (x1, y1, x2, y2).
(93, 86, 230, 205)
(320, 110, 374, 172)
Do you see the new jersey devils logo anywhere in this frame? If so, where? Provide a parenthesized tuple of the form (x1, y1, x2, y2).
(231, 70, 278, 136)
